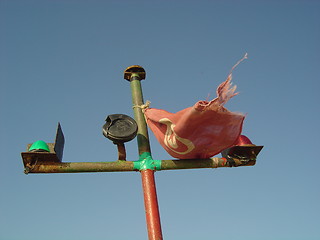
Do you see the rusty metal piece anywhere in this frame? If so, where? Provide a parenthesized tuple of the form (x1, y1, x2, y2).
(160, 157, 256, 170)
(124, 65, 146, 81)
(117, 143, 126, 161)
(141, 169, 163, 240)
(221, 145, 263, 164)
(21, 159, 135, 174)
(22, 151, 61, 164)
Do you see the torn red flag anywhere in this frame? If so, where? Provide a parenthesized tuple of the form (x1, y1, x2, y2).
(144, 54, 247, 159)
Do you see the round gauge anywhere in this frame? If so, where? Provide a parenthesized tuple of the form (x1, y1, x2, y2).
(102, 114, 138, 143)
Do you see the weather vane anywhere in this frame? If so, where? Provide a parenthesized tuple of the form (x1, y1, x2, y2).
(21, 61, 263, 240)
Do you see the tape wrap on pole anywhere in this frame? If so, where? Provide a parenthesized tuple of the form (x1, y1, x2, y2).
(134, 152, 161, 171)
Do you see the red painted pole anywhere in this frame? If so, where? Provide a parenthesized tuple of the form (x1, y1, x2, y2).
(141, 169, 163, 240)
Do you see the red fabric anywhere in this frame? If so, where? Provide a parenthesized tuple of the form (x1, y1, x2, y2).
(145, 77, 245, 159)
(144, 55, 247, 159)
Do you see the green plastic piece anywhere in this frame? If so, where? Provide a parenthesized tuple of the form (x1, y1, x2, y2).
(133, 152, 161, 171)
(29, 140, 50, 152)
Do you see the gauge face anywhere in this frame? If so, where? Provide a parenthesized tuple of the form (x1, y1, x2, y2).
(103, 114, 138, 143)
(109, 118, 136, 138)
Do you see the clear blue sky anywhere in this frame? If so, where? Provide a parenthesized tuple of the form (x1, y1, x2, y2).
(1, 0, 320, 239)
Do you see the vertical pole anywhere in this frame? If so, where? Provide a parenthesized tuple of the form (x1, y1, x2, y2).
(141, 169, 163, 240)
(129, 76, 151, 155)
(125, 66, 163, 240)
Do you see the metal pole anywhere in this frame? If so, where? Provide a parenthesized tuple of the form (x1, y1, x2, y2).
(141, 169, 163, 239)
(21, 156, 256, 174)
(126, 66, 163, 240)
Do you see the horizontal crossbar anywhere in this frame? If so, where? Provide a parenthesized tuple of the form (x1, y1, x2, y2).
(22, 152, 255, 174)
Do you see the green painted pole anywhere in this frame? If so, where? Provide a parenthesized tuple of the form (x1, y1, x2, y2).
(125, 66, 163, 240)
(130, 75, 151, 155)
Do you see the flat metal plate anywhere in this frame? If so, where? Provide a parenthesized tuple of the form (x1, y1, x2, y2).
(21, 151, 61, 171)
(54, 123, 65, 161)
(222, 145, 263, 161)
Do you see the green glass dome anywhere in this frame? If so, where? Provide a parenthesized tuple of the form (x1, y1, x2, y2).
(29, 140, 50, 152)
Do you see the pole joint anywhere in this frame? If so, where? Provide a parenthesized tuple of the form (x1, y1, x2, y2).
(133, 152, 161, 171)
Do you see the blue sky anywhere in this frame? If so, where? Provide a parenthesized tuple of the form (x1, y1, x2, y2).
(1, 0, 320, 239)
